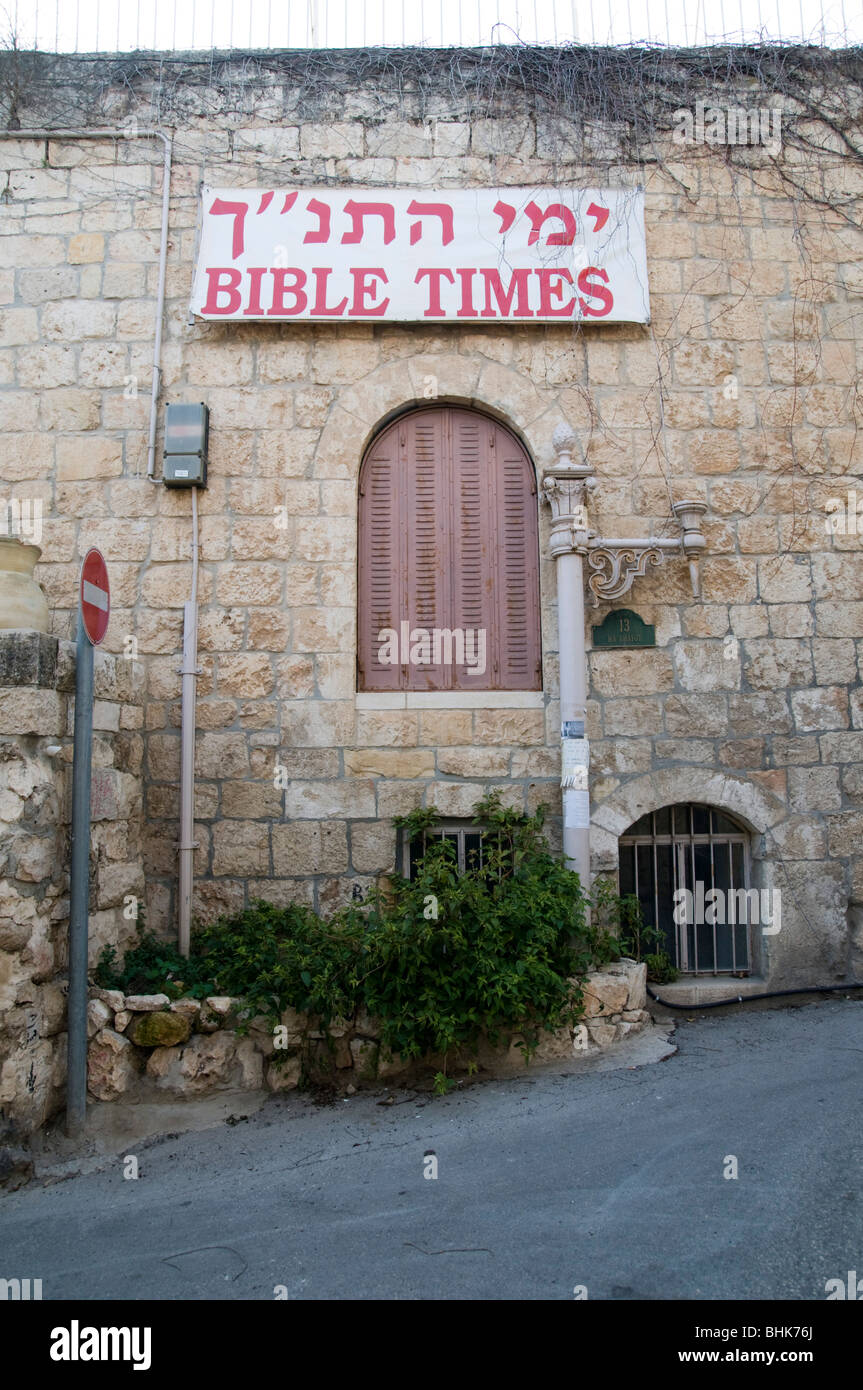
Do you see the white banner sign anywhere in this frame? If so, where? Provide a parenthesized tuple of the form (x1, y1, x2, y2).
(190, 185, 649, 323)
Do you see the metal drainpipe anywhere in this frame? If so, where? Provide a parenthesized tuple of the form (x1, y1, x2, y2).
(0, 127, 173, 484)
(542, 423, 597, 896)
(177, 486, 199, 958)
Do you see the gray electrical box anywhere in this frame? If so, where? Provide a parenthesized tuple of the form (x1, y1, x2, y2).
(163, 402, 209, 487)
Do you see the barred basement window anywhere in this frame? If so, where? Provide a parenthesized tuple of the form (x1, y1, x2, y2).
(357, 404, 542, 692)
(618, 804, 752, 976)
(401, 822, 487, 878)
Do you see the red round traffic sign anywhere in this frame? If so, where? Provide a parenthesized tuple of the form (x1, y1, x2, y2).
(80, 548, 110, 645)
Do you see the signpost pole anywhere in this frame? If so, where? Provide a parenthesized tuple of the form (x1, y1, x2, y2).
(67, 605, 94, 1138)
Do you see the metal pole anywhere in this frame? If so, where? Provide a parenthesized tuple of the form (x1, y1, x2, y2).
(542, 423, 596, 900)
(177, 486, 200, 958)
(67, 608, 94, 1137)
(557, 547, 590, 889)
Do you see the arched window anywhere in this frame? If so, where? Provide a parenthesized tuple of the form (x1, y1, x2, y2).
(618, 804, 753, 975)
(357, 405, 542, 691)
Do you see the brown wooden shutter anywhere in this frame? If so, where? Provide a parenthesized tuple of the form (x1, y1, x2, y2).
(357, 425, 403, 691)
(358, 406, 541, 692)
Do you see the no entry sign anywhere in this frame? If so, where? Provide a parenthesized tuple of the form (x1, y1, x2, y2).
(80, 548, 110, 645)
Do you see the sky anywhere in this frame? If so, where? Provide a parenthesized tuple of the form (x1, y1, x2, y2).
(3, 0, 860, 52)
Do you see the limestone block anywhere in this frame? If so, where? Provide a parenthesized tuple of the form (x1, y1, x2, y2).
(582, 973, 630, 1017)
(147, 1031, 263, 1094)
(169, 998, 201, 1022)
(0, 688, 64, 736)
(265, 1054, 302, 1091)
(87, 1027, 141, 1100)
(87, 998, 112, 1038)
(284, 779, 375, 820)
(349, 1038, 379, 1081)
(212, 821, 270, 876)
(194, 732, 249, 779)
(743, 640, 813, 690)
(299, 122, 364, 158)
(124, 993, 170, 1012)
(350, 821, 396, 874)
(791, 687, 849, 733)
(90, 986, 124, 1013)
(272, 820, 348, 874)
(673, 641, 740, 693)
(113, 1010, 130, 1032)
(590, 649, 675, 697)
(585, 1021, 618, 1048)
(622, 962, 647, 1011)
(282, 702, 356, 749)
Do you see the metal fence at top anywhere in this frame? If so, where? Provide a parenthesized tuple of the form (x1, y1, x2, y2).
(3, 0, 861, 53)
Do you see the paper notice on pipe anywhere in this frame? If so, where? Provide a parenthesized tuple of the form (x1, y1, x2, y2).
(564, 788, 591, 828)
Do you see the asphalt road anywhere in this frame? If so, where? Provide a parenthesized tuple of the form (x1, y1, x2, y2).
(3, 999, 862, 1300)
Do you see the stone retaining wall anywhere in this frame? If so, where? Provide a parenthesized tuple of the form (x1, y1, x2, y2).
(85, 957, 650, 1101)
(0, 630, 145, 1141)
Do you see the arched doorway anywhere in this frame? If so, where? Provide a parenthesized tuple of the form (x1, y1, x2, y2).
(357, 404, 542, 692)
(618, 803, 753, 975)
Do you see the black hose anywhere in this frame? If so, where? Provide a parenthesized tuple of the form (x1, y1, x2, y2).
(647, 981, 863, 1010)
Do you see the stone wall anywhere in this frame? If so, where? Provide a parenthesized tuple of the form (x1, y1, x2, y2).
(1, 51, 862, 992)
(0, 630, 145, 1141)
(84, 957, 650, 1103)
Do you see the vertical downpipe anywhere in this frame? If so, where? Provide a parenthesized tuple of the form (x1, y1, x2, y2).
(543, 424, 595, 898)
(557, 546, 591, 889)
(177, 488, 199, 957)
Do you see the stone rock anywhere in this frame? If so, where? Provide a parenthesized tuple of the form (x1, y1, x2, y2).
(169, 997, 201, 1021)
(349, 1038, 378, 1080)
(265, 1054, 302, 1092)
(204, 996, 235, 1016)
(89, 987, 124, 1014)
(87, 1027, 140, 1100)
(622, 1008, 650, 1024)
(623, 962, 648, 1011)
(146, 1031, 262, 1094)
(196, 1003, 221, 1033)
(582, 974, 630, 1017)
(113, 1010, 130, 1032)
(37, 982, 67, 1037)
(124, 993, 169, 1012)
(585, 1021, 618, 1048)
(334, 1037, 353, 1069)
(86, 998, 112, 1038)
(127, 1011, 192, 1048)
(353, 1008, 380, 1039)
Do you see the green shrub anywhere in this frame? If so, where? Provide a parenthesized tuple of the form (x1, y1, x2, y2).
(354, 793, 598, 1065)
(644, 950, 680, 984)
(195, 899, 363, 1027)
(93, 931, 217, 1000)
(91, 794, 633, 1075)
